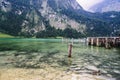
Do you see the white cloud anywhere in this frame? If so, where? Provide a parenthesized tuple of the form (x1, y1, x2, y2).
(76, 0, 104, 11)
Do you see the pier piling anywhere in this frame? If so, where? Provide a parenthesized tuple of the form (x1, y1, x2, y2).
(87, 37, 120, 48)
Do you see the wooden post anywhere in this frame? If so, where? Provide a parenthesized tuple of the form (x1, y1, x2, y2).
(105, 37, 108, 48)
(112, 37, 116, 47)
(105, 37, 111, 49)
(91, 38, 94, 46)
(68, 43, 72, 58)
(96, 38, 99, 46)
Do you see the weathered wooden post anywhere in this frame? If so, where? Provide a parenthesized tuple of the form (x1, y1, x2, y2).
(68, 43, 72, 58)
(113, 37, 116, 47)
(91, 38, 94, 46)
(105, 37, 111, 49)
(105, 37, 108, 48)
(115, 38, 120, 47)
(96, 38, 99, 46)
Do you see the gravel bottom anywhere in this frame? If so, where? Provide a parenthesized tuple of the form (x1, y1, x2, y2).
(0, 67, 116, 80)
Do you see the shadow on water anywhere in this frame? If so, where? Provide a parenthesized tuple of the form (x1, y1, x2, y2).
(116, 48, 120, 54)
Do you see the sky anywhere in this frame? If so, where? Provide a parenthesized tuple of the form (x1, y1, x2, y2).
(76, 0, 104, 11)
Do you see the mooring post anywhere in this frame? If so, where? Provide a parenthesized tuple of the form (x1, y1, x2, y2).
(113, 37, 116, 47)
(91, 38, 94, 46)
(105, 37, 108, 48)
(68, 43, 72, 58)
(96, 38, 99, 46)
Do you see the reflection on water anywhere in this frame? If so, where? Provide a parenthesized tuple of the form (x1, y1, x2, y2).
(116, 48, 120, 54)
(0, 38, 120, 80)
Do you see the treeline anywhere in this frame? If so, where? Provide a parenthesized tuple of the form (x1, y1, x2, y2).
(0, 11, 24, 36)
(36, 18, 85, 38)
(36, 27, 85, 39)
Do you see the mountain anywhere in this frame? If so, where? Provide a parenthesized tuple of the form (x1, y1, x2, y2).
(0, 0, 87, 37)
(0, 0, 120, 38)
(89, 0, 120, 13)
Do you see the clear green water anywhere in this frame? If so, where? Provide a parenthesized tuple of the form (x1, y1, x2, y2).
(0, 38, 120, 79)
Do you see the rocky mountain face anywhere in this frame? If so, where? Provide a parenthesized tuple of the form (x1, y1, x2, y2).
(0, 0, 120, 37)
(0, 0, 87, 37)
(89, 0, 120, 13)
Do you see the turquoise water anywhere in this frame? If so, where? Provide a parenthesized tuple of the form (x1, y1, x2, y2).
(0, 38, 120, 80)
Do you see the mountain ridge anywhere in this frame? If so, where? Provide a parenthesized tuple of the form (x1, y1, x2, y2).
(89, 0, 120, 13)
(0, 0, 120, 38)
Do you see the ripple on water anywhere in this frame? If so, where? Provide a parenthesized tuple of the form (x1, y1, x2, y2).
(0, 39, 120, 80)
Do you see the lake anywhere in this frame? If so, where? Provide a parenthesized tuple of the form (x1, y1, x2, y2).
(0, 38, 120, 80)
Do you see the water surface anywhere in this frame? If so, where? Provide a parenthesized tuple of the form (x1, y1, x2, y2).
(0, 38, 120, 80)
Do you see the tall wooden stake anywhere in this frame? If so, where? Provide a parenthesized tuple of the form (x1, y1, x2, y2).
(68, 43, 72, 58)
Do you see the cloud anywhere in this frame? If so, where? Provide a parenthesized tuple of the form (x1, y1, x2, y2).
(76, 0, 104, 11)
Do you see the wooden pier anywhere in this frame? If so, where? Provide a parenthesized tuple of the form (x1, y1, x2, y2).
(87, 37, 120, 48)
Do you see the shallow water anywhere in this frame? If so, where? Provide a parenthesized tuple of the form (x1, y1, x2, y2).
(0, 38, 120, 80)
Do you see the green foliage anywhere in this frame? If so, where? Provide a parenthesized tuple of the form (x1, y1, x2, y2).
(62, 27, 84, 38)
(0, 10, 25, 36)
(36, 19, 85, 38)
(19, 32, 32, 38)
(36, 27, 85, 38)
(0, 0, 120, 38)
